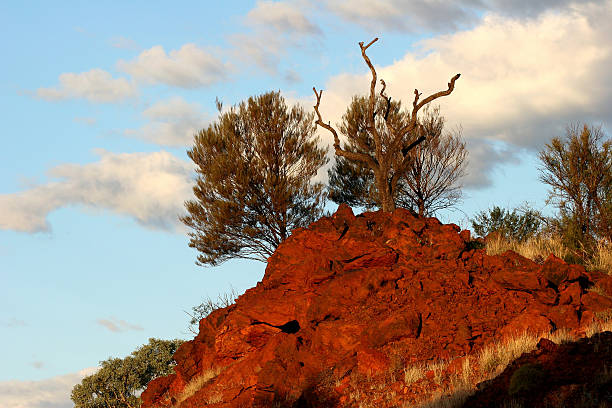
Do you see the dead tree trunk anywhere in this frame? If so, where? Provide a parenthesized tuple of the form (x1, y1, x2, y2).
(313, 37, 460, 212)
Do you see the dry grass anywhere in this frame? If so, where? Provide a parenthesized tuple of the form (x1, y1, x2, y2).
(547, 328, 576, 344)
(485, 233, 569, 264)
(586, 240, 612, 272)
(404, 364, 426, 384)
(405, 326, 604, 407)
(172, 367, 221, 407)
(477, 332, 539, 380)
(485, 234, 612, 275)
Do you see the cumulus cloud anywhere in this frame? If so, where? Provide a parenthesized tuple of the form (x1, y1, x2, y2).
(0, 150, 193, 233)
(246, 0, 321, 34)
(324, 0, 600, 33)
(96, 317, 143, 332)
(117, 44, 229, 88)
(324, 0, 479, 33)
(309, 2, 612, 188)
(0, 367, 97, 408)
(231, 0, 321, 74)
(125, 97, 209, 146)
(36, 69, 137, 103)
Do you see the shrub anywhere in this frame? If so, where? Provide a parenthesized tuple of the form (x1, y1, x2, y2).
(472, 205, 543, 242)
(508, 363, 545, 396)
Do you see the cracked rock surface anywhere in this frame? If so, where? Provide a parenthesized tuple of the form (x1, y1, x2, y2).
(141, 204, 612, 408)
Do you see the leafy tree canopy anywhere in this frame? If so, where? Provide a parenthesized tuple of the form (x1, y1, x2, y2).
(471, 205, 543, 242)
(71, 338, 184, 408)
(182, 91, 328, 265)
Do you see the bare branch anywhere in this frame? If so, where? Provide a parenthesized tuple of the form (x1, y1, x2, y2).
(379, 79, 391, 121)
(402, 135, 426, 158)
(411, 73, 461, 122)
(359, 37, 378, 50)
(313, 87, 341, 148)
(313, 87, 377, 167)
(359, 38, 383, 160)
(412, 89, 422, 113)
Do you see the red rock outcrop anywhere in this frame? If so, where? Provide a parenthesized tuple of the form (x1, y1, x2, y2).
(141, 205, 612, 407)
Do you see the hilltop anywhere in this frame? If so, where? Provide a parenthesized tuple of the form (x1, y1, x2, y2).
(142, 205, 612, 407)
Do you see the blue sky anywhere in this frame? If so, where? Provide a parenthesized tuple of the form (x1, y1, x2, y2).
(2, 1, 611, 407)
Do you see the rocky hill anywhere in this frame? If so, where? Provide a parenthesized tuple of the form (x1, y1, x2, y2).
(141, 205, 612, 407)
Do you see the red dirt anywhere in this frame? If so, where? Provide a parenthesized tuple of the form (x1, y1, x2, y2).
(141, 205, 612, 407)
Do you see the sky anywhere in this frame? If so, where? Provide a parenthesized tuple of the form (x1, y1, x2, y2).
(1, 1, 611, 407)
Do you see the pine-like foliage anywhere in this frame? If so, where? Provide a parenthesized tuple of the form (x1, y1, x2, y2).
(539, 123, 612, 250)
(182, 91, 328, 265)
(471, 205, 543, 242)
(328, 102, 467, 216)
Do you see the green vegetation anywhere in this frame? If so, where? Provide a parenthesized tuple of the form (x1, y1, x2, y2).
(313, 37, 461, 212)
(71, 338, 184, 408)
(539, 123, 612, 255)
(508, 363, 545, 396)
(327, 105, 468, 216)
(185, 287, 239, 334)
(471, 205, 543, 242)
(181, 90, 328, 266)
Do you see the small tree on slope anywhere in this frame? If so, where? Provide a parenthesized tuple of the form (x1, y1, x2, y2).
(313, 37, 460, 212)
(327, 105, 467, 216)
(539, 123, 612, 252)
(181, 91, 328, 265)
(71, 338, 183, 408)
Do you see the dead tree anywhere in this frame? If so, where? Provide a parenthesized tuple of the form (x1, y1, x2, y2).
(313, 37, 460, 212)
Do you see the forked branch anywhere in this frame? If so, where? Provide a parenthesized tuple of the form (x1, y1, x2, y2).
(411, 74, 461, 123)
(313, 87, 377, 167)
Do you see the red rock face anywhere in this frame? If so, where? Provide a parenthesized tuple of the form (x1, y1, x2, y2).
(141, 205, 612, 408)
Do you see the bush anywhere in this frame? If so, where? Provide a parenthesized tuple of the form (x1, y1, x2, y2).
(185, 288, 239, 334)
(471, 205, 543, 242)
(508, 363, 545, 396)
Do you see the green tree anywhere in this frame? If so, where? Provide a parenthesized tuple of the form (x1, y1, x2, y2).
(71, 338, 184, 408)
(471, 205, 543, 242)
(181, 91, 328, 266)
(327, 105, 467, 216)
(539, 123, 612, 251)
(314, 37, 460, 212)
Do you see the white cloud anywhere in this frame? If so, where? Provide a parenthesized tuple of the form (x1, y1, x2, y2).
(231, 0, 320, 74)
(36, 69, 137, 103)
(125, 97, 209, 146)
(0, 367, 97, 408)
(117, 44, 229, 88)
(324, 0, 600, 33)
(310, 2, 612, 188)
(325, 0, 479, 32)
(96, 317, 143, 332)
(0, 150, 193, 233)
(246, 0, 321, 34)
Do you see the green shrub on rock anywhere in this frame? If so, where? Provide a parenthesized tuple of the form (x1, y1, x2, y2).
(508, 363, 546, 396)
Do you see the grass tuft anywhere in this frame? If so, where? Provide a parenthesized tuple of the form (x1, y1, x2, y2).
(172, 367, 221, 407)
